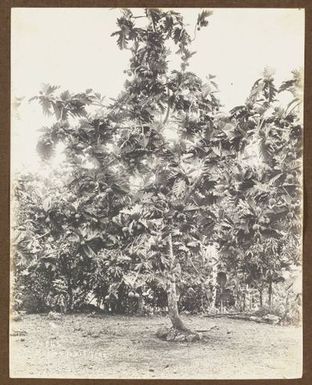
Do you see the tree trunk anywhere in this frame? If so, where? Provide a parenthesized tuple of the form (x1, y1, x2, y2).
(67, 283, 73, 311)
(268, 279, 273, 307)
(220, 293, 224, 314)
(137, 295, 144, 315)
(235, 279, 242, 311)
(201, 288, 204, 312)
(217, 272, 227, 313)
(167, 233, 188, 331)
(209, 263, 218, 311)
(245, 284, 250, 311)
(259, 289, 263, 307)
(168, 279, 188, 330)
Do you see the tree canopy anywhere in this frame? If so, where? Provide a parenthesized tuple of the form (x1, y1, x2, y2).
(12, 9, 302, 328)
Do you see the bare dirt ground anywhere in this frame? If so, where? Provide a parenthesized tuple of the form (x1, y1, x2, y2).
(10, 314, 302, 379)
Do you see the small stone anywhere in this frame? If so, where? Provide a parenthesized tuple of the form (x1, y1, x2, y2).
(186, 334, 199, 342)
(175, 334, 186, 342)
(156, 326, 170, 339)
(166, 330, 176, 341)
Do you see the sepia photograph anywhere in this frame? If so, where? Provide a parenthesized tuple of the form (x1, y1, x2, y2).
(10, 7, 304, 379)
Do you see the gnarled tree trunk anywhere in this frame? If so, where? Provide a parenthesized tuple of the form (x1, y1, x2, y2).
(168, 278, 188, 330)
(167, 233, 188, 331)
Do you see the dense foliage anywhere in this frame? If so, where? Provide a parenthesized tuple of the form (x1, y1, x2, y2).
(12, 9, 302, 325)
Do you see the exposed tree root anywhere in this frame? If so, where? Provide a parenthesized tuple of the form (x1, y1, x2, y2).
(156, 326, 202, 342)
